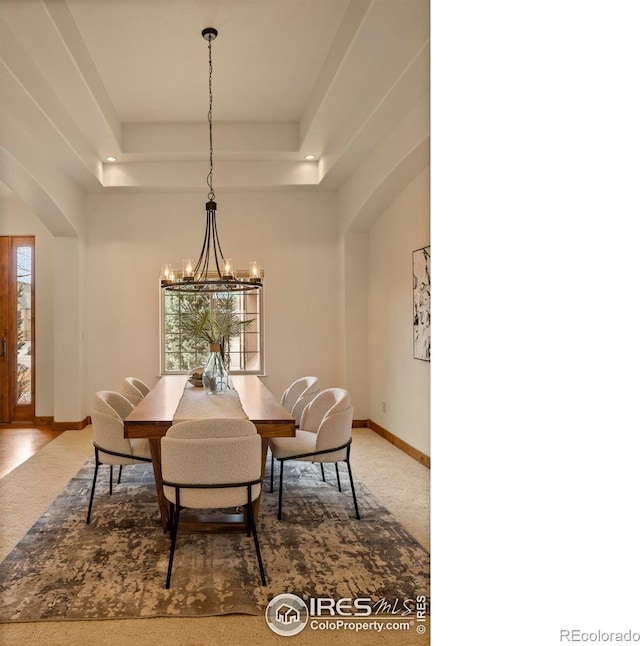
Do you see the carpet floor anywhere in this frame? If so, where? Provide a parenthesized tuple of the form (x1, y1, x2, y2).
(0, 458, 429, 621)
(0, 427, 430, 645)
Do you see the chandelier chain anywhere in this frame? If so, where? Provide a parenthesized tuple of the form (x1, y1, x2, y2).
(207, 37, 215, 201)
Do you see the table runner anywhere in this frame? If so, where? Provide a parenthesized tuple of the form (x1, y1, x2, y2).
(172, 382, 249, 423)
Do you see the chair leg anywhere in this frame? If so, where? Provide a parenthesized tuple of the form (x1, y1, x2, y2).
(320, 463, 325, 482)
(278, 460, 285, 520)
(335, 463, 342, 492)
(270, 451, 274, 493)
(247, 498, 267, 586)
(86, 448, 100, 524)
(346, 457, 360, 520)
(117, 465, 123, 485)
(166, 497, 180, 589)
(109, 465, 113, 496)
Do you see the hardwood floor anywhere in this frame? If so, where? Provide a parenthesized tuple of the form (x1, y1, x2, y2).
(0, 427, 64, 479)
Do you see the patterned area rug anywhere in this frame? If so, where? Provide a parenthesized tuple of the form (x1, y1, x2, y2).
(0, 459, 429, 622)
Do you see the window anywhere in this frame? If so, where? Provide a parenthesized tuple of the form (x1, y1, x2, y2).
(161, 285, 263, 375)
(16, 245, 33, 404)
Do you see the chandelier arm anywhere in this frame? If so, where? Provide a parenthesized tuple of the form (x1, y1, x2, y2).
(193, 209, 212, 278)
(211, 211, 224, 277)
(203, 209, 213, 277)
(200, 214, 211, 280)
(213, 214, 226, 266)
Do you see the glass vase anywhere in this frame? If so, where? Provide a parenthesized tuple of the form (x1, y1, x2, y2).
(202, 343, 228, 395)
(221, 337, 234, 391)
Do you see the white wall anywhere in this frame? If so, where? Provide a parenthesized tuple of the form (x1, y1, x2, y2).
(0, 185, 55, 417)
(339, 232, 370, 419)
(2, 171, 430, 447)
(83, 190, 340, 410)
(53, 236, 86, 422)
(368, 168, 430, 455)
(335, 87, 430, 451)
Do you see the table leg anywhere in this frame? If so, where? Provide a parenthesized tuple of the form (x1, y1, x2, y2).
(148, 438, 170, 532)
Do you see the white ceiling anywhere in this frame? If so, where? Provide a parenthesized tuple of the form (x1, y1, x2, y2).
(67, 0, 350, 123)
(0, 0, 429, 194)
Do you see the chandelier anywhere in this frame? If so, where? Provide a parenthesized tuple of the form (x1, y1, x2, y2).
(161, 28, 261, 293)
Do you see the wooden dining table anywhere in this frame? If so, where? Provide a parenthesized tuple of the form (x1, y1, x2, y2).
(123, 374, 295, 532)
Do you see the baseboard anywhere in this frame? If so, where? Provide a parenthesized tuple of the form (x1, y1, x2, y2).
(1, 416, 89, 430)
(52, 417, 91, 431)
(13, 414, 428, 468)
(366, 419, 430, 469)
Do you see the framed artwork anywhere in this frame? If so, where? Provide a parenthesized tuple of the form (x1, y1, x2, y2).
(413, 246, 430, 361)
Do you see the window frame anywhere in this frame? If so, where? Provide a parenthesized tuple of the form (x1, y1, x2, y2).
(159, 274, 265, 376)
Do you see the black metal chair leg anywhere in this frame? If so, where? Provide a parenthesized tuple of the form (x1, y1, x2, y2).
(86, 448, 100, 524)
(320, 463, 325, 482)
(346, 458, 360, 520)
(247, 498, 266, 586)
(335, 463, 342, 492)
(117, 465, 123, 485)
(109, 465, 113, 496)
(278, 460, 285, 520)
(270, 451, 274, 493)
(166, 496, 180, 589)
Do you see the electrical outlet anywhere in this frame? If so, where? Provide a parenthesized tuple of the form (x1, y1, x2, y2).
(382, 401, 386, 413)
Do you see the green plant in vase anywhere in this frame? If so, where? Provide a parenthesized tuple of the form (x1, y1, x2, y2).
(178, 294, 254, 393)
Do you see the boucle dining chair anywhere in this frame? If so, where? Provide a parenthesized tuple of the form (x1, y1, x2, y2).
(290, 380, 321, 427)
(87, 391, 152, 524)
(161, 418, 267, 589)
(269, 388, 360, 521)
(280, 376, 319, 414)
(121, 377, 150, 406)
(271, 376, 320, 485)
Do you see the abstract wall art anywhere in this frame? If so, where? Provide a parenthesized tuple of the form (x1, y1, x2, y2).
(413, 245, 430, 361)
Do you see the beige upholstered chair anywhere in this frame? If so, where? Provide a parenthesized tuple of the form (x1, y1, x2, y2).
(290, 380, 321, 427)
(280, 376, 319, 414)
(271, 377, 320, 485)
(161, 418, 266, 589)
(269, 388, 360, 520)
(87, 391, 152, 523)
(122, 377, 150, 406)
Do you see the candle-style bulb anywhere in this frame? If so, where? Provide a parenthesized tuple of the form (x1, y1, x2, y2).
(182, 258, 194, 281)
(161, 263, 173, 284)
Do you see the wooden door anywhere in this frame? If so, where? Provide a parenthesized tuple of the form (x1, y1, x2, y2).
(0, 236, 35, 423)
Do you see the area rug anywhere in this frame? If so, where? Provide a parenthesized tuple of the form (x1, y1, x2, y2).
(0, 459, 429, 622)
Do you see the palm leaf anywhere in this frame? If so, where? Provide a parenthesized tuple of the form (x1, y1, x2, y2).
(177, 294, 254, 347)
